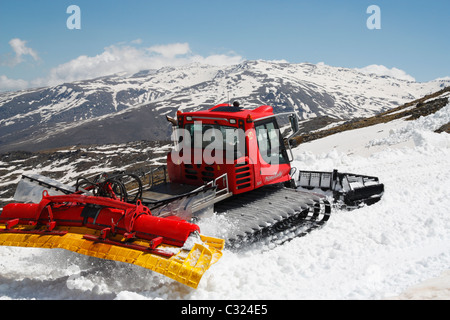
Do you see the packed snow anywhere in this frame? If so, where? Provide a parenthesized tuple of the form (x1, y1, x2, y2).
(0, 102, 449, 300)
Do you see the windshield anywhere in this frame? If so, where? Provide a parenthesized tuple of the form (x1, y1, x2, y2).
(183, 123, 246, 159)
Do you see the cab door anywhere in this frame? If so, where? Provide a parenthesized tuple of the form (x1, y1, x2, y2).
(254, 119, 291, 186)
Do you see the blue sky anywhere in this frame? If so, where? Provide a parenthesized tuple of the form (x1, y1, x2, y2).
(1, 0, 449, 91)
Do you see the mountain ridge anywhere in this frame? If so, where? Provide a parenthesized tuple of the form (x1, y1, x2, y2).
(1, 60, 448, 152)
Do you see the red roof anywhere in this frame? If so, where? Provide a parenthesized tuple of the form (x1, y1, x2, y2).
(181, 104, 274, 121)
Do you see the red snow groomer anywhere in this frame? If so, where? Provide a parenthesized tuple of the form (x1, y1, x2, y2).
(157, 102, 383, 244)
(0, 102, 384, 288)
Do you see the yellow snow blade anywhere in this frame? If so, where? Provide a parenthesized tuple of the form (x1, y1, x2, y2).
(0, 225, 224, 289)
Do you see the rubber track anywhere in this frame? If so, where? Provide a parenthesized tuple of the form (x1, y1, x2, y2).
(214, 186, 331, 248)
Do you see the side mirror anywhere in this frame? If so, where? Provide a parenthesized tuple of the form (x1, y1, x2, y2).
(289, 114, 299, 134)
(166, 115, 178, 127)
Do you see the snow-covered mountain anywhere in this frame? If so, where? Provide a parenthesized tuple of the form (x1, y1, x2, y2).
(0, 60, 448, 152)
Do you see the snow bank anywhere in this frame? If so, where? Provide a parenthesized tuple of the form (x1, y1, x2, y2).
(388, 270, 450, 300)
(368, 102, 450, 148)
(0, 104, 449, 300)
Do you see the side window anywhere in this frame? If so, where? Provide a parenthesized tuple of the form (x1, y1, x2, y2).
(255, 124, 269, 158)
(265, 122, 280, 152)
(255, 120, 288, 165)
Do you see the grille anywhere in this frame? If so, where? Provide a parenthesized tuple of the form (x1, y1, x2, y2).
(184, 164, 216, 182)
(234, 161, 252, 190)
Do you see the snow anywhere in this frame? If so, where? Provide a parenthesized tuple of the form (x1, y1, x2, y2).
(0, 103, 449, 300)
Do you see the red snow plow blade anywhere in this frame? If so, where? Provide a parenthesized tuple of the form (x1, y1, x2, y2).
(0, 191, 224, 289)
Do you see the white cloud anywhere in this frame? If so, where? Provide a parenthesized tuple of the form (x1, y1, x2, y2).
(30, 42, 243, 87)
(5, 38, 39, 66)
(355, 64, 416, 82)
(130, 38, 143, 45)
(191, 53, 244, 66)
(147, 43, 191, 58)
(0, 75, 29, 91)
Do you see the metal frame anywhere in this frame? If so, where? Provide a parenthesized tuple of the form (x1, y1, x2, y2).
(190, 173, 233, 212)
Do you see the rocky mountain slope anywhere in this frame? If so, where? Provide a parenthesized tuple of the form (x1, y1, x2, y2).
(0, 140, 170, 208)
(293, 86, 450, 145)
(1, 60, 448, 152)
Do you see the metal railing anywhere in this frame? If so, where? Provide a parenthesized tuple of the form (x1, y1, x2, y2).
(193, 172, 232, 204)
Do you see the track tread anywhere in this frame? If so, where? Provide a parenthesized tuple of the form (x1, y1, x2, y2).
(214, 186, 331, 247)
